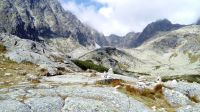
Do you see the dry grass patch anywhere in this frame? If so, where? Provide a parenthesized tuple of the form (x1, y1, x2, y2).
(0, 54, 40, 88)
(188, 95, 200, 103)
(39, 68, 50, 76)
(119, 84, 175, 112)
(96, 78, 175, 111)
(96, 79, 124, 87)
(0, 44, 6, 52)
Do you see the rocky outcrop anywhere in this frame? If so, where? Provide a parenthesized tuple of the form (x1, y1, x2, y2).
(164, 81, 200, 102)
(0, 33, 81, 75)
(163, 88, 193, 107)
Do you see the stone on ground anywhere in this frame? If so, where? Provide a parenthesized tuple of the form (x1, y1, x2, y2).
(25, 96, 64, 112)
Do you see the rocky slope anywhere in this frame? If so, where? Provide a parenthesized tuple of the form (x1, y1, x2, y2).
(78, 47, 147, 75)
(128, 25, 200, 76)
(0, 0, 108, 47)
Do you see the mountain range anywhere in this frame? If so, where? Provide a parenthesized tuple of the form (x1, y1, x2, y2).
(0, 0, 200, 111)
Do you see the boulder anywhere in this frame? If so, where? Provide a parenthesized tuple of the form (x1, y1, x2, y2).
(163, 88, 193, 107)
(164, 81, 200, 102)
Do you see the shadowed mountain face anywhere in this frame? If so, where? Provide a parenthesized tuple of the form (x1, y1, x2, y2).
(0, 0, 108, 46)
(106, 32, 140, 48)
(197, 19, 200, 25)
(129, 19, 183, 47)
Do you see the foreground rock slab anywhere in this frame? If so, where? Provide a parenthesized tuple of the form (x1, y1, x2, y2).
(62, 97, 113, 112)
(163, 88, 193, 107)
(0, 100, 31, 112)
(25, 96, 64, 112)
(177, 104, 200, 112)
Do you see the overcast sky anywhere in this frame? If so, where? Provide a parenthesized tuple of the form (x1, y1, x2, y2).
(59, 0, 200, 36)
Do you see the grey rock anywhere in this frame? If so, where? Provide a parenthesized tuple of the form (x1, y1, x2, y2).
(0, 94, 11, 100)
(0, 100, 31, 112)
(25, 96, 64, 112)
(7, 89, 27, 101)
(163, 88, 193, 107)
(62, 97, 113, 112)
(129, 99, 153, 112)
(176, 104, 200, 112)
(57, 86, 151, 112)
(26, 89, 57, 98)
(164, 81, 200, 101)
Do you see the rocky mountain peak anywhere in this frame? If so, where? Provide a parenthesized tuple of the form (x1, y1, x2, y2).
(130, 19, 183, 47)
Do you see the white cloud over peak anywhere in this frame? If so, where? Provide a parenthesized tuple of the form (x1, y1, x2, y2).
(60, 0, 200, 36)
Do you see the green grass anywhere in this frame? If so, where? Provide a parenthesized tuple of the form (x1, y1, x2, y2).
(188, 52, 200, 64)
(162, 74, 200, 83)
(155, 65, 161, 70)
(169, 53, 178, 60)
(72, 60, 109, 73)
(183, 51, 200, 63)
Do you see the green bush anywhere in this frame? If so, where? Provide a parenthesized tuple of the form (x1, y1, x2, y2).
(72, 60, 108, 73)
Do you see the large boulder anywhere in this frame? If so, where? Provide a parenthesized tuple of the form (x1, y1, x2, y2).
(163, 88, 193, 107)
(164, 81, 200, 101)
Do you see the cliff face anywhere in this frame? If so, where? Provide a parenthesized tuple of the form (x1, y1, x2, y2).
(0, 0, 108, 46)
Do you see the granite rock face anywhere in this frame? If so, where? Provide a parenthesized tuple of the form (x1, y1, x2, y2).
(0, 0, 108, 46)
(177, 104, 200, 112)
(0, 100, 31, 112)
(25, 96, 64, 112)
(163, 88, 193, 107)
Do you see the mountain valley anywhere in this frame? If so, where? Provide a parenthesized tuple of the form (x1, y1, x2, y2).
(0, 0, 200, 111)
